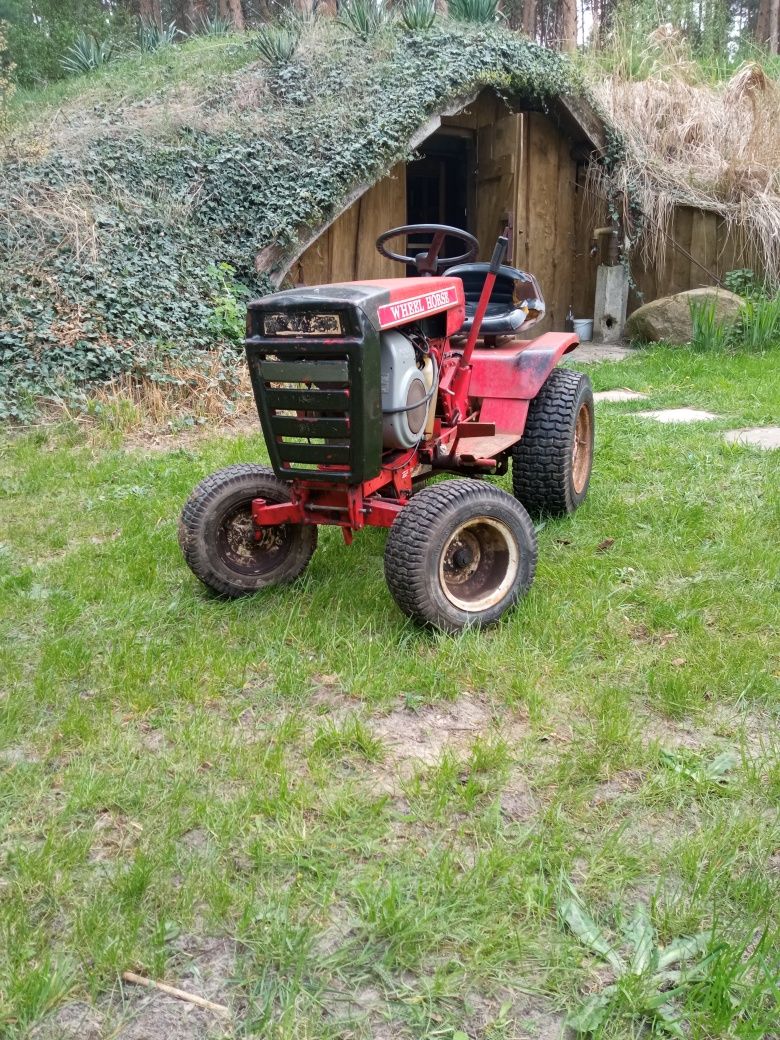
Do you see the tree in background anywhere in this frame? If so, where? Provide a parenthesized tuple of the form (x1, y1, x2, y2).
(756, 0, 779, 51)
(0, 21, 14, 128)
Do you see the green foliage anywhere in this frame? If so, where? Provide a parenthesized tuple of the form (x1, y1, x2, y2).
(689, 298, 730, 351)
(689, 292, 780, 352)
(732, 293, 780, 351)
(338, 0, 390, 40)
(588, 0, 780, 83)
(561, 889, 715, 1035)
(447, 0, 500, 26)
(401, 0, 437, 31)
(0, 26, 578, 416)
(0, 23, 14, 130)
(208, 262, 250, 344)
(253, 22, 301, 66)
(195, 14, 235, 38)
(723, 267, 766, 298)
(137, 20, 181, 54)
(59, 32, 115, 76)
(3, 0, 132, 87)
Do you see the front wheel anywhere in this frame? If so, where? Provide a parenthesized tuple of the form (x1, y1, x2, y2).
(178, 464, 317, 597)
(383, 479, 537, 632)
(512, 368, 594, 518)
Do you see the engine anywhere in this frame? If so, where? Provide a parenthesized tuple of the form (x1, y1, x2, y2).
(380, 329, 437, 450)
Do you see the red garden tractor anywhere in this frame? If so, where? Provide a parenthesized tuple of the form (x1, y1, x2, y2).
(179, 225, 594, 632)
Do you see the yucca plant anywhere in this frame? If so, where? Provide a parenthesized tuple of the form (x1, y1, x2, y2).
(196, 14, 235, 37)
(254, 23, 301, 66)
(401, 0, 436, 30)
(59, 33, 116, 75)
(137, 20, 180, 53)
(560, 889, 715, 1036)
(447, 0, 499, 24)
(338, 0, 389, 40)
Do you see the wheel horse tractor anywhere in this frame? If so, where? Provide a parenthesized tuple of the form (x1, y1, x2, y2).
(179, 225, 594, 632)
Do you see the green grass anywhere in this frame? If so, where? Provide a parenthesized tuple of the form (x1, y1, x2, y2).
(1, 345, 779, 1037)
(5, 34, 257, 131)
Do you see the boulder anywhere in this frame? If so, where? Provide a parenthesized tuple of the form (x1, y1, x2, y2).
(625, 287, 744, 344)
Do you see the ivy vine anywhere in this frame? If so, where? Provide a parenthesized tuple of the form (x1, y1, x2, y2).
(0, 24, 584, 419)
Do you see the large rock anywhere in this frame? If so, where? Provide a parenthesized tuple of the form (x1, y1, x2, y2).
(626, 287, 744, 344)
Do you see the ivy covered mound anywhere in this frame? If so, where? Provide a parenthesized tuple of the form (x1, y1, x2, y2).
(0, 24, 579, 420)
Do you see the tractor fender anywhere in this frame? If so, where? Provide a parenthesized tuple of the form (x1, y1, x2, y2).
(469, 332, 580, 402)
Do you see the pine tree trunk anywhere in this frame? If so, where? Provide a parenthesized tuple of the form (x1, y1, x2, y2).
(757, 0, 780, 52)
(521, 0, 536, 38)
(136, 0, 161, 27)
(559, 0, 577, 50)
(217, 0, 245, 30)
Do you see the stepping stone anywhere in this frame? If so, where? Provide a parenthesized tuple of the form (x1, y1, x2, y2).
(634, 408, 718, 423)
(724, 427, 780, 450)
(570, 344, 631, 364)
(594, 389, 648, 402)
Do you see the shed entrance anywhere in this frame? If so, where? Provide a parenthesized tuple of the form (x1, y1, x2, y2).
(405, 131, 474, 267)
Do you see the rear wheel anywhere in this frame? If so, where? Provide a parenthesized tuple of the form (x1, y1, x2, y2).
(384, 479, 537, 632)
(512, 368, 594, 517)
(178, 464, 317, 597)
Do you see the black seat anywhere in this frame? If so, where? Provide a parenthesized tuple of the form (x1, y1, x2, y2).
(447, 263, 546, 336)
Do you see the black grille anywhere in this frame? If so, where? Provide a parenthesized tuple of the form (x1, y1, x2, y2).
(245, 305, 382, 485)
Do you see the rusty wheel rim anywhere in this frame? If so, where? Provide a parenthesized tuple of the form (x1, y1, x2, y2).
(439, 516, 519, 613)
(215, 503, 292, 577)
(572, 403, 593, 495)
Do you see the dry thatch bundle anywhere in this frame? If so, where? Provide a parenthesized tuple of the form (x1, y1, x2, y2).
(590, 62, 780, 287)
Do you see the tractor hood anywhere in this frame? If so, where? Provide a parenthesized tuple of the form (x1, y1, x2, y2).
(247, 277, 466, 337)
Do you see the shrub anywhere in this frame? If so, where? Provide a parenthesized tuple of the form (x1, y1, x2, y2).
(253, 23, 301, 66)
(59, 32, 115, 75)
(137, 20, 180, 54)
(338, 0, 390, 40)
(723, 267, 766, 298)
(3, 0, 133, 87)
(401, 0, 436, 31)
(447, 0, 499, 25)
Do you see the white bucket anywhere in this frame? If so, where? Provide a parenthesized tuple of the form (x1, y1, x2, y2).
(573, 318, 594, 342)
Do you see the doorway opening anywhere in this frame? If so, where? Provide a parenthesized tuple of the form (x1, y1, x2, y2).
(405, 131, 474, 269)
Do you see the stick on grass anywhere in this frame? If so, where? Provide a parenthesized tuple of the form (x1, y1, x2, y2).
(121, 971, 230, 1016)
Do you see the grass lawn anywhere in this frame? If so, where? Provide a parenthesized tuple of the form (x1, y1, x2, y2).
(1, 345, 779, 1039)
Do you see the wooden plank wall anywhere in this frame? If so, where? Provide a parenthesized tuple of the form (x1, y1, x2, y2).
(516, 113, 577, 331)
(293, 93, 584, 331)
(290, 95, 763, 323)
(293, 164, 407, 285)
(630, 206, 760, 309)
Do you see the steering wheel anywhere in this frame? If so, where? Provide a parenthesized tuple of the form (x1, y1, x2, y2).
(376, 224, 479, 276)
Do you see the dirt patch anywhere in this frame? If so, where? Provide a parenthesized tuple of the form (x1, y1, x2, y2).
(28, 1001, 105, 1040)
(463, 989, 566, 1040)
(590, 769, 645, 806)
(0, 745, 40, 766)
(498, 768, 539, 821)
(88, 810, 143, 864)
(121, 413, 258, 454)
(111, 936, 237, 1040)
(364, 696, 529, 795)
(371, 697, 520, 767)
